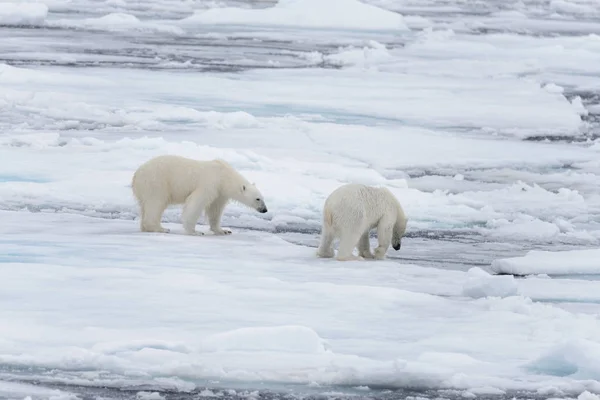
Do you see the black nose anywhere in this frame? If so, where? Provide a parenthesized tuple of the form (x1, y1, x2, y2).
(393, 243, 401, 251)
(260, 208, 268, 213)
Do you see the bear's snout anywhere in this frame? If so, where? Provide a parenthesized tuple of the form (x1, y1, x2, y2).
(259, 206, 268, 213)
(393, 242, 401, 251)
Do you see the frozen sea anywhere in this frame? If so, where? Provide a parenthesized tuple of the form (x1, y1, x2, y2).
(1, 0, 600, 399)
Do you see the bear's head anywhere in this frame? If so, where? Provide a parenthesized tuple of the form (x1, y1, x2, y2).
(391, 215, 407, 251)
(391, 232, 401, 251)
(240, 183, 268, 213)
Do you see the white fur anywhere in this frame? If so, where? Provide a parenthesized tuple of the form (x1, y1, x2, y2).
(131, 155, 268, 235)
(316, 183, 407, 261)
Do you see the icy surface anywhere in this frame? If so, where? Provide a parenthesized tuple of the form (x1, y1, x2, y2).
(492, 249, 600, 276)
(2, 211, 600, 397)
(1, 0, 600, 398)
(181, 0, 410, 31)
(0, 3, 48, 26)
(462, 267, 520, 299)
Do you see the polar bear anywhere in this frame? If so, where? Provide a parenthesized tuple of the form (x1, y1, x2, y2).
(131, 155, 268, 235)
(316, 183, 407, 261)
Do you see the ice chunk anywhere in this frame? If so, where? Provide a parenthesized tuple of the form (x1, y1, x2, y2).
(0, 3, 47, 25)
(550, 0, 597, 15)
(481, 216, 561, 241)
(526, 339, 600, 379)
(469, 387, 506, 395)
(462, 267, 519, 299)
(543, 83, 565, 94)
(579, 392, 600, 400)
(491, 249, 600, 275)
(181, 0, 410, 31)
(50, 12, 184, 35)
(200, 325, 330, 354)
(325, 42, 393, 69)
(136, 392, 165, 400)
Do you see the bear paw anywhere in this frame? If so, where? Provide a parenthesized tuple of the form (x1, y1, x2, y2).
(212, 228, 232, 235)
(142, 226, 170, 234)
(336, 254, 364, 262)
(316, 248, 335, 258)
(359, 251, 375, 259)
(374, 247, 387, 260)
(185, 230, 205, 236)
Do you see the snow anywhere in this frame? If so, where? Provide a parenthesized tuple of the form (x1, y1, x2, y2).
(2, 0, 600, 398)
(481, 216, 564, 241)
(0, 126, 597, 240)
(0, 381, 76, 399)
(527, 339, 600, 379)
(200, 325, 330, 354)
(2, 211, 600, 396)
(0, 3, 48, 26)
(550, 0, 598, 15)
(136, 392, 166, 400)
(50, 13, 185, 35)
(181, 0, 410, 31)
(492, 249, 600, 276)
(462, 267, 519, 299)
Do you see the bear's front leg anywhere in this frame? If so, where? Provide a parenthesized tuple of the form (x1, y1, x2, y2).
(374, 221, 393, 260)
(206, 198, 231, 235)
(182, 189, 208, 236)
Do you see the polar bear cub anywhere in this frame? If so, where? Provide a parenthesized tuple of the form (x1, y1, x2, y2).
(317, 183, 407, 261)
(132, 155, 268, 235)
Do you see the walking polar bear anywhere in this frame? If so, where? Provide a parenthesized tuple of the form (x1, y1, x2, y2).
(132, 155, 268, 235)
(317, 183, 407, 261)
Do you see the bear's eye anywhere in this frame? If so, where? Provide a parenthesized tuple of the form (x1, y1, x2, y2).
(256, 198, 261, 201)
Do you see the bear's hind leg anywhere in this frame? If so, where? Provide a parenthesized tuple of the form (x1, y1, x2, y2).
(137, 201, 146, 232)
(182, 189, 211, 235)
(316, 226, 335, 258)
(336, 231, 364, 262)
(206, 198, 231, 235)
(374, 219, 394, 260)
(140, 199, 170, 233)
(358, 231, 374, 259)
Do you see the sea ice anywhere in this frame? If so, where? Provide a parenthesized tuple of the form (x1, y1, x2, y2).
(1, 0, 600, 397)
(492, 249, 600, 276)
(181, 0, 410, 31)
(462, 267, 519, 299)
(49, 13, 185, 35)
(200, 325, 330, 354)
(0, 3, 48, 26)
(0, 211, 600, 395)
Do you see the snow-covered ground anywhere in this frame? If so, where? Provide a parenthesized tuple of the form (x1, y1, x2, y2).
(1, 0, 600, 399)
(2, 210, 600, 399)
